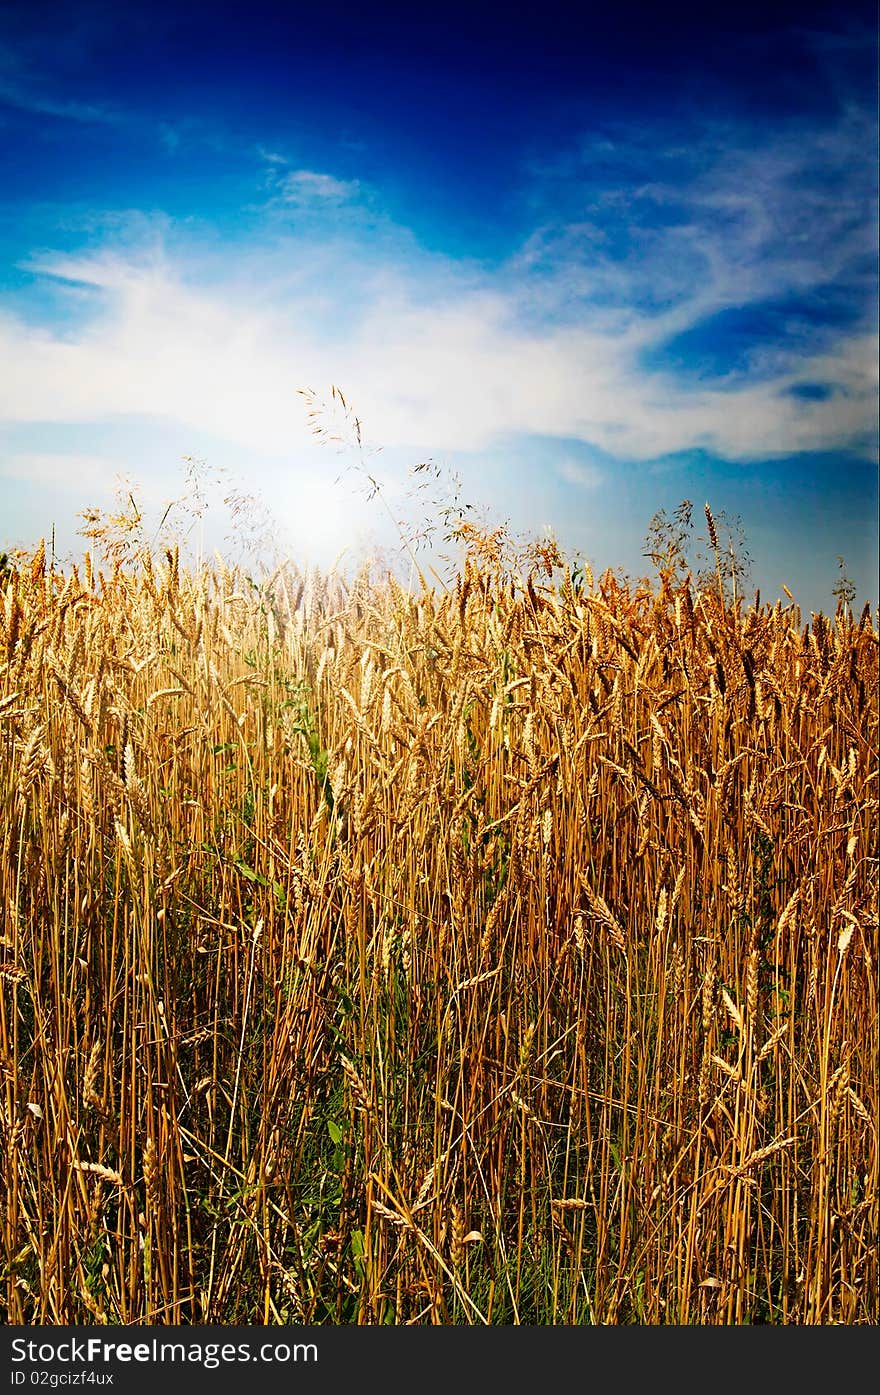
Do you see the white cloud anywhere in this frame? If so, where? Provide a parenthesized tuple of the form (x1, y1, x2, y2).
(0, 104, 875, 490)
(0, 78, 122, 123)
(558, 459, 604, 489)
(0, 232, 874, 475)
(0, 43, 124, 125)
(517, 106, 877, 347)
(277, 169, 361, 206)
(0, 451, 118, 489)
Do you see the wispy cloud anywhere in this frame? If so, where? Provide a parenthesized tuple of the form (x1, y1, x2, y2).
(0, 74, 123, 123)
(1, 235, 873, 467)
(0, 42, 123, 124)
(0, 450, 117, 489)
(515, 105, 877, 356)
(257, 146, 289, 166)
(277, 169, 361, 206)
(557, 459, 604, 490)
(0, 100, 875, 477)
(252, 153, 369, 221)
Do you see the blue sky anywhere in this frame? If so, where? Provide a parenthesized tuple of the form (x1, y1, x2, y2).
(0, 0, 877, 612)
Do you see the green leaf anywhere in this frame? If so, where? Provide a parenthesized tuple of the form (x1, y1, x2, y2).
(234, 859, 268, 887)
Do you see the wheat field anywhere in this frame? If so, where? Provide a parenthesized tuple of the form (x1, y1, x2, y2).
(0, 531, 877, 1324)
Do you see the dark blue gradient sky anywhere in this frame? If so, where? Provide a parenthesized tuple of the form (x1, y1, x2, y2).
(0, 0, 877, 610)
